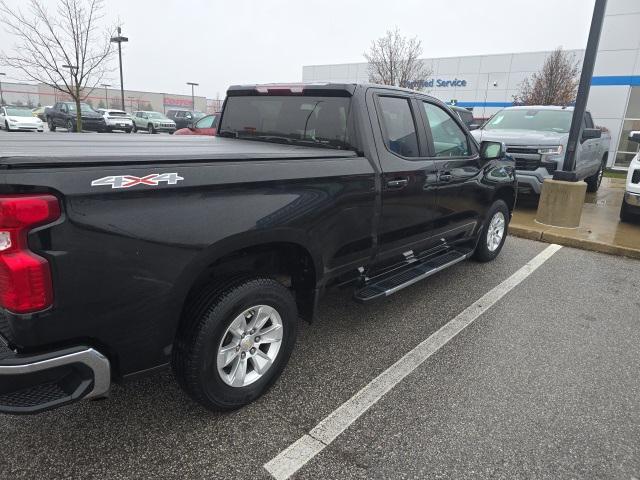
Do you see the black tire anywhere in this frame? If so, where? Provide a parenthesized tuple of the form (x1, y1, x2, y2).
(66, 119, 76, 132)
(126, 128, 132, 134)
(586, 158, 606, 193)
(473, 199, 510, 262)
(149, 123, 157, 134)
(172, 277, 298, 411)
(620, 201, 637, 223)
(4, 120, 9, 132)
(47, 118, 56, 132)
(132, 123, 137, 133)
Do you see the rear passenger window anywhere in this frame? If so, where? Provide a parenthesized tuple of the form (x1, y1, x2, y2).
(423, 102, 470, 157)
(378, 96, 420, 158)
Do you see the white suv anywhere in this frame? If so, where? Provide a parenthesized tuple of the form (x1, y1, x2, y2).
(97, 109, 134, 133)
(621, 131, 640, 222)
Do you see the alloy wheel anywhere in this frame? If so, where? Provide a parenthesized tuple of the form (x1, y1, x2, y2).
(216, 305, 284, 387)
(487, 211, 506, 252)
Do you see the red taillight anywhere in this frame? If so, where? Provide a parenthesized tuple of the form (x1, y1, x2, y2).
(0, 195, 60, 314)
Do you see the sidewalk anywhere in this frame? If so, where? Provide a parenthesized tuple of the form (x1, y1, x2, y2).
(509, 177, 640, 259)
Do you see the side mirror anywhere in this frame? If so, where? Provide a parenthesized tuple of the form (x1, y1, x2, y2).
(479, 141, 505, 161)
(629, 130, 640, 144)
(581, 128, 601, 141)
(468, 124, 480, 131)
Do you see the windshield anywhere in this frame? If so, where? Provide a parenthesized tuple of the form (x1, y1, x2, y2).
(484, 109, 573, 133)
(67, 103, 96, 113)
(147, 112, 166, 119)
(219, 95, 353, 150)
(5, 107, 33, 117)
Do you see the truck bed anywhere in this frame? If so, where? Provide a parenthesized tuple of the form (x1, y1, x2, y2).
(0, 134, 357, 168)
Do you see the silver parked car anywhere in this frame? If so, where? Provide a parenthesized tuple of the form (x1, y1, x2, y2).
(131, 111, 176, 134)
(97, 109, 134, 133)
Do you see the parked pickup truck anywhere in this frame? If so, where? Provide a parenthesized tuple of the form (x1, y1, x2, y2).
(471, 106, 610, 194)
(0, 83, 516, 414)
(620, 131, 640, 222)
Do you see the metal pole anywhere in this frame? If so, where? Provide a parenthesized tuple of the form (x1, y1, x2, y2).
(111, 27, 128, 111)
(554, 0, 607, 180)
(0, 73, 5, 106)
(118, 41, 124, 111)
(187, 82, 199, 112)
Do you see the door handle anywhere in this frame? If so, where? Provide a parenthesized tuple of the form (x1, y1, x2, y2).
(386, 178, 409, 189)
(439, 171, 453, 182)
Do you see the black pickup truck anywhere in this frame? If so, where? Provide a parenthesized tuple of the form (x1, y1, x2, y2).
(0, 83, 516, 414)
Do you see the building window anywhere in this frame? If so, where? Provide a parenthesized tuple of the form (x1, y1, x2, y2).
(615, 87, 640, 168)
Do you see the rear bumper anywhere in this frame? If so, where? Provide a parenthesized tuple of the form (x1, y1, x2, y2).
(0, 339, 110, 414)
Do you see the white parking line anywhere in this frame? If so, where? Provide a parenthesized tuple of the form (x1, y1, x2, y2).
(264, 243, 563, 480)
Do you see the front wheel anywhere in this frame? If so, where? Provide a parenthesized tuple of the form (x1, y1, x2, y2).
(66, 119, 76, 132)
(132, 123, 137, 133)
(473, 199, 510, 262)
(172, 277, 298, 411)
(620, 201, 637, 223)
(148, 123, 157, 134)
(47, 118, 56, 132)
(4, 121, 9, 131)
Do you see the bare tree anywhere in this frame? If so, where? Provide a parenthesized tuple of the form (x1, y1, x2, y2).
(513, 47, 580, 106)
(0, 0, 115, 131)
(364, 28, 431, 89)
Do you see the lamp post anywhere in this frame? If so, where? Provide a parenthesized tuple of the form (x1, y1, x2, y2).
(101, 83, 111, 108)
(62, 64, 77, 94)
(187, 82, 199, 112)
(0, 73, 5, 106)
(111, 27, 129, 111)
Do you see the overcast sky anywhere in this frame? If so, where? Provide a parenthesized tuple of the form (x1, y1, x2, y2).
(0, 0, 596, 99)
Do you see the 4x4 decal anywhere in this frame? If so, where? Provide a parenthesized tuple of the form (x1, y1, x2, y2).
(91, 173, 184, 189)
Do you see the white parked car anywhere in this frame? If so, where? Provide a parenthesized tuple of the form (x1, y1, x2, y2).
(0, 105, 44, 132)
(621, 131, 640, 223)
(96, 108, 134, 133)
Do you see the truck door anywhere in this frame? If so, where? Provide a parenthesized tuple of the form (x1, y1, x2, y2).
(419, 100, 484, 244)
(368, 89, 440, 270)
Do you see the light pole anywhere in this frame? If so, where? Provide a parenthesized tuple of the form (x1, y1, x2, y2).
(187, 82, 199, 112)
(111, 27, 129, 111)
(62, 64, 77, 94)
(0, 73, 5, 106)
(101, 83, 111, 108)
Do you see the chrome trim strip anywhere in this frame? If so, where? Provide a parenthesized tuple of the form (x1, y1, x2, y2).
(0, 347, 110, 399)
(624, 191, 640, 206)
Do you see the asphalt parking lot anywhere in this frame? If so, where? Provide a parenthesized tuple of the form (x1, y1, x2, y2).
(1, 237, 639, 479)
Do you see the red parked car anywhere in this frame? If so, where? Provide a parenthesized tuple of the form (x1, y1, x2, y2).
(174, 113, 218, 136)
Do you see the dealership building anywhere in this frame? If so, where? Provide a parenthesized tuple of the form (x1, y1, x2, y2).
(303, 0, 640, 169)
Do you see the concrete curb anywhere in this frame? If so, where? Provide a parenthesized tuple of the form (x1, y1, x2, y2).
(509, 224, 640, 260)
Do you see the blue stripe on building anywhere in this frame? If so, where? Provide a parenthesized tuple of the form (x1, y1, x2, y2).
(591, 75, 640, 86)
(449, 76, 639, 108)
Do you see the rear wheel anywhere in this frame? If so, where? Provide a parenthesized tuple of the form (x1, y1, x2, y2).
(132, 123, 137, 133)
(586, 158, 606, 193)
(66, 119, 75, 132)
(172, 277, 297, 411)
(473, 199, 509, 262)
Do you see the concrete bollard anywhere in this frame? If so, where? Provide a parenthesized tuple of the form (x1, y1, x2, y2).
(535, 179, 587, 228)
